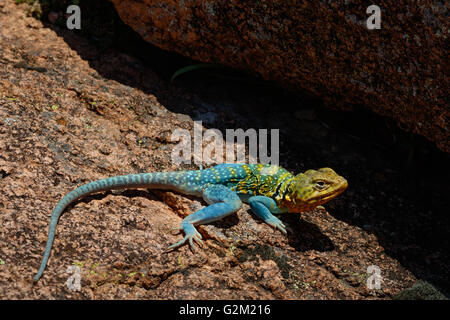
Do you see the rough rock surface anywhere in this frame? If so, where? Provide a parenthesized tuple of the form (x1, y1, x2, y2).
(1, 1, 449, 300)
(109, 0, 449, 153)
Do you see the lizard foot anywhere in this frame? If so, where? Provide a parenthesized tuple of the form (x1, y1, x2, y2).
(166, 225, 204, 252)
(266, 216, 287, 234)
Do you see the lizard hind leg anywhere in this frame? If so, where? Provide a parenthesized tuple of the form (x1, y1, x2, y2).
(167, 184, 242, 252)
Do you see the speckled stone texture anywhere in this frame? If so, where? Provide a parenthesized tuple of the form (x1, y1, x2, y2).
(109, 0, 449, 152)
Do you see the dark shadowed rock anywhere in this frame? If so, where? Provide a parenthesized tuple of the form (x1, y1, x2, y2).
(394, 280, 447, 300)
(109, 0, 449, 153)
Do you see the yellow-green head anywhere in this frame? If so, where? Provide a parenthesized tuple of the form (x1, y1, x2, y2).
(281, 168, 348, 213)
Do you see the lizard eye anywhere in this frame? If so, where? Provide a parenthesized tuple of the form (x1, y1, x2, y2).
(315, 181, 326, 189)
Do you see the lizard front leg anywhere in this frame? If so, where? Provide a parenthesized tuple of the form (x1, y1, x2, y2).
(248, 196, 287, 234)
(167, 184, 242, 251)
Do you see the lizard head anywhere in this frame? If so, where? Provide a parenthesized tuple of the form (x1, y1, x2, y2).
(282, 168, 348, 213)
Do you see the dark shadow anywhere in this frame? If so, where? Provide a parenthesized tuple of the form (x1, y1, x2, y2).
(213, 207, 335, 252)
(209, 213, 241, 230)
(30, 0, 450, 296)
(282, 215, 335, 252)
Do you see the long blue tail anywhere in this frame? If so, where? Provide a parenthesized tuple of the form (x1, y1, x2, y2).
(33, 172, 186, 282)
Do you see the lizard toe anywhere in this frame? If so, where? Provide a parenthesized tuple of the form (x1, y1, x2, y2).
(193, 234, 204, 247)
(188, 237, 197, 252)
(267, 218, 287, 234)
(167, 235, 189, 251)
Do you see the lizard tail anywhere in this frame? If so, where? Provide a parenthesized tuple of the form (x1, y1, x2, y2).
(33, 172, 185, 282)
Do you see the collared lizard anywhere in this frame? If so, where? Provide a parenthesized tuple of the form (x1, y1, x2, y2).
(33, 163, 347, 282)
